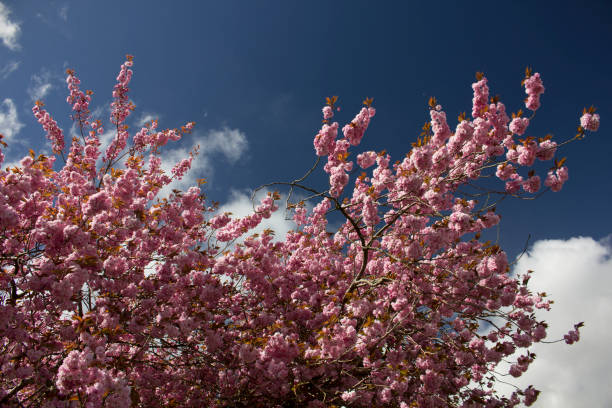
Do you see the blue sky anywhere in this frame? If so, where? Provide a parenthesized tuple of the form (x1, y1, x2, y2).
(0, 1, 610, 404)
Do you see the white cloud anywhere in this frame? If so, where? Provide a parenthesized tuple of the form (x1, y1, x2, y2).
(58, 4, 68, 21)
(0, 2, 20, 50)
(157, 127, 248, 197)
(217, 189, 301, 243)
(197, 127, 248, 163)
(28, 70, 53, 102)
(0, 60, 19, 79)
(136, 112, 158, 127)
(1, 156, 22, 171)
(496, 236, 612, 406)
(0, 98, 23, 142)
(97, 127, 117, 155)
(89, 104, 106, 121)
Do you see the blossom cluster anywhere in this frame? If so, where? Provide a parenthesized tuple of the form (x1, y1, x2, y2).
(314, 105, 376, 196)
(524, 72, 545, 111)
(66, 68, 92, 126)
(31, 102, 65, 154)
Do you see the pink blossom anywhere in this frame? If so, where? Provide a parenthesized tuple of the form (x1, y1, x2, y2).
(313, 122, 338, 156)
(411, 147, 433, 171)
(522, 175, 541, 193)
(329, 166, 349, 197)
(564, 329, 580, 344)
(524, 72, 545, 111)
(536, 139, 557, 161)
(496, 163, 515, 180)
(505, 174, 523, 194)
(32, 104, 65, 154)
(322, 105, 333, 119)
(342, 107, 374, 146)
(509, 117, 529, 136)
(357, 151, 377, 169)
(580, 112, 600, 131)
(430, 108, 451, 146)
(83, 191, 112, 216)
(517, 141, 537, 166)
(361, 197, 379, 226)
(544, 166, 568, 192)
(524, 386, 541, 406)
(472, 77, 489, 118)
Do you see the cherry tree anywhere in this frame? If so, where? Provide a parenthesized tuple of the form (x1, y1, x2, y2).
(0, 57, 599, 407)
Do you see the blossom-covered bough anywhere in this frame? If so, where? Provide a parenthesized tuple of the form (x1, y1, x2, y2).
(0, 58, 599, 407)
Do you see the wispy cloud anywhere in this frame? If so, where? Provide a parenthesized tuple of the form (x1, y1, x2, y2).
(58, 4, 68, 21)
(28, 70, 54, 102)
(495, 236, 612, 406)
(136, 112, 159, 127)
(0, 60, 19, 79)
(0, 98, 24, 142)
(0, 2, 20, 50)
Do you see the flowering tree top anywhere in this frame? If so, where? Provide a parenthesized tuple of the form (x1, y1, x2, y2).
(0, 56, 599, 407)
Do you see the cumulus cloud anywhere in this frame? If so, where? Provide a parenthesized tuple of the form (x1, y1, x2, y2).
(216, 189, 304, 243)
(0, 60, 19, 79)
(28, 70, 54, 102)
(157, 126, 248, 197)
(496, 236, 612, 406)
(197, 127, 248, 163)
(0, 98, 23, 142)
(0, 2, 20, 50)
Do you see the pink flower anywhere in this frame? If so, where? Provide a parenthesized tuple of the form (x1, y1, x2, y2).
(342, 107, 374, 146)
(430, 108, 451, 146)
(110, 58, 134, 126)
(532, 324, 546, 341)
(544, 166, 568, 192)
(341, 390, 358, 403)
(496, 163, 515, 180)
(564, 329, 580, 344)
(329, 166, 349, 197)
(357, 151, 377, 169)
(509, 117, 529, 136)
(472, 77, 489, 118)
(83, 191, 112, 216)
(524, 386, 540, 406)
(313, 122, 338, 156)
(32, 104, 65, 154)
(522, 175, 541, 193)
(536, 139, 557, 161)
(411, 147, 433, 171)
(361, 197, 379, 226)
(65, 69, 91, 125)
(505, 175, 523, 194)
(103, 256, 128, 278)
(580, 112, 600, 132)
(524, 73, 545, 111)
(517, 141, 537, 166)
(322, 105, 333, 119)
